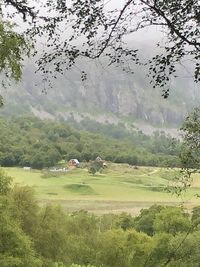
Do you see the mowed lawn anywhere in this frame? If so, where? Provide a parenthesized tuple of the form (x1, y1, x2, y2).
(3, 164, 200, 213)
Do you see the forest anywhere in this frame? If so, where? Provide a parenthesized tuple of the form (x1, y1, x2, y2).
(0, 117, 181, 169)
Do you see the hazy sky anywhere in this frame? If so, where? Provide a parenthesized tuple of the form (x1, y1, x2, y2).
(5, 0, 164, 45)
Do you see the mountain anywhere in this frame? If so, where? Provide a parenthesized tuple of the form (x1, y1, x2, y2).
(0, 58, 199, 136)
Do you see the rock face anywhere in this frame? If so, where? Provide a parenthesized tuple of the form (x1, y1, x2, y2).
(0, 60, 199, 134)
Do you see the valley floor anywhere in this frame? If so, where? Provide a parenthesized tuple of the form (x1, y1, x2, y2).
(3, 163, 200, 214)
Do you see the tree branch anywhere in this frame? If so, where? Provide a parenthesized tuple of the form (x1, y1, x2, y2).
(94, 0, 134, 58)
(141, 0, 200, 49)
(4, 0, 36, 21)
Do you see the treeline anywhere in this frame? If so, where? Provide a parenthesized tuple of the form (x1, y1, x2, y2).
(0, 117, 181, 168)
(1, 170, 200, 267)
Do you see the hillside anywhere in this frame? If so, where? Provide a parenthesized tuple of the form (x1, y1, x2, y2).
(0, 117, 181, 168)
(0, 59, 199, 135)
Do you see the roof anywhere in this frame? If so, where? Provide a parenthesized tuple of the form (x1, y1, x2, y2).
(70, 159, 80, 164)
(96, 156, 102, 161)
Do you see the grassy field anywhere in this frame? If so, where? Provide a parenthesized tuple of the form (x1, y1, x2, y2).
(3, 163, 200, 214)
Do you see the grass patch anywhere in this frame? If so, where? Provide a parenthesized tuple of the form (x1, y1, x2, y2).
(3, 165, 200, 213)
(64, 184, 97, 195)
(145, 186, 166, 192)
(41, 171, 64, 179)
(124, 178, 143, 184)
(159, 169, 181, 181)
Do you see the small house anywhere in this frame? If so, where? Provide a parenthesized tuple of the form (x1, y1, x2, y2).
(68, 159, 80, 167)
(96, 156, 102, 162)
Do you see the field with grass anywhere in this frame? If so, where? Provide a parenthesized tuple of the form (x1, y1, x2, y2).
(3, 163, 200, 214)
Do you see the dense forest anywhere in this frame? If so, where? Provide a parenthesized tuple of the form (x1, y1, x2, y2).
(0, 117, 181, 169)
(1, 170, 200, 267)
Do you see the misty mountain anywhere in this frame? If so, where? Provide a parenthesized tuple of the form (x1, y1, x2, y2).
(0, 59, 199, 136)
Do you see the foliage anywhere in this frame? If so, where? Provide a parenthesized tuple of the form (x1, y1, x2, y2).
(0, 212, 42, 267)
(180, 107, 200, 170)
(34, 205, 70, 264)
(0, 170, 12, 195)
(25, 0, 200, 97)
(115, 212, 134, 231)
(88, 161, 103, 175)
(0, 116, 181, 168)
(153, 207, 191, 235)
(54, 264, 96, 267)
(1, 174, 200, 267)
(96, 229, 152, 267)
(69, 265, 96, 267)
(0, 178, 41, 267)
(134, 205, 165, 236)
(0, 17, 31, 104)
(0, 21, 30, 81)
(172, 107, 200, 195)
(10, 185, 39, 236)
(1, 1, 199, 96)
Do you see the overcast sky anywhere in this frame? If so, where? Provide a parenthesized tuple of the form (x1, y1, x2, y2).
(104, 0, 164, 43)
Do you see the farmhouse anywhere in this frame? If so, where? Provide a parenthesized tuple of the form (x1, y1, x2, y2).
(96, 156, 102, 162)
(68, 159, 80, 167)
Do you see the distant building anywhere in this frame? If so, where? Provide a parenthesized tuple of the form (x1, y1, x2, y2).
(96, 156, 102, 162)
(68, 159, 80, 167)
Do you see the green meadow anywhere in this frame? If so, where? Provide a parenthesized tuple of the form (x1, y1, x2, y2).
(3, 163, 200, 214)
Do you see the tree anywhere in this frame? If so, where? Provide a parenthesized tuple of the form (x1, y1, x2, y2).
(191, 206, 200, 226)
(96, 229, 129, 267)
(88, 161, 103, 175)
(0, 21, 30, 79)
(32, 0, 200, 97)
(134, 205, 164, 236)
(167, 231, 200, 266)
(96, 229, 152, 267)
(0, 21, 30, 80)
(153, 207, 191, 236)
(0, 170, 12, 195)
(69, 265, 96, 267)
(174, 108, 200, 194)
(0, 2, 31, 105)
(148, 230, 200, 267)
(115, 212, 134, 231)
(0, 208, 42, 267)
(10, 185, 39, 236)
(34, 205, 69, 264)
(180, 107, 200, 170)
(0, 174, 41, 267)
(63, 211, 98, 265)
(1, 1, 199, 97)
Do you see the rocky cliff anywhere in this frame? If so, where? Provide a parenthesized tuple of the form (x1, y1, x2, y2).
(0, 60, 199, 135)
